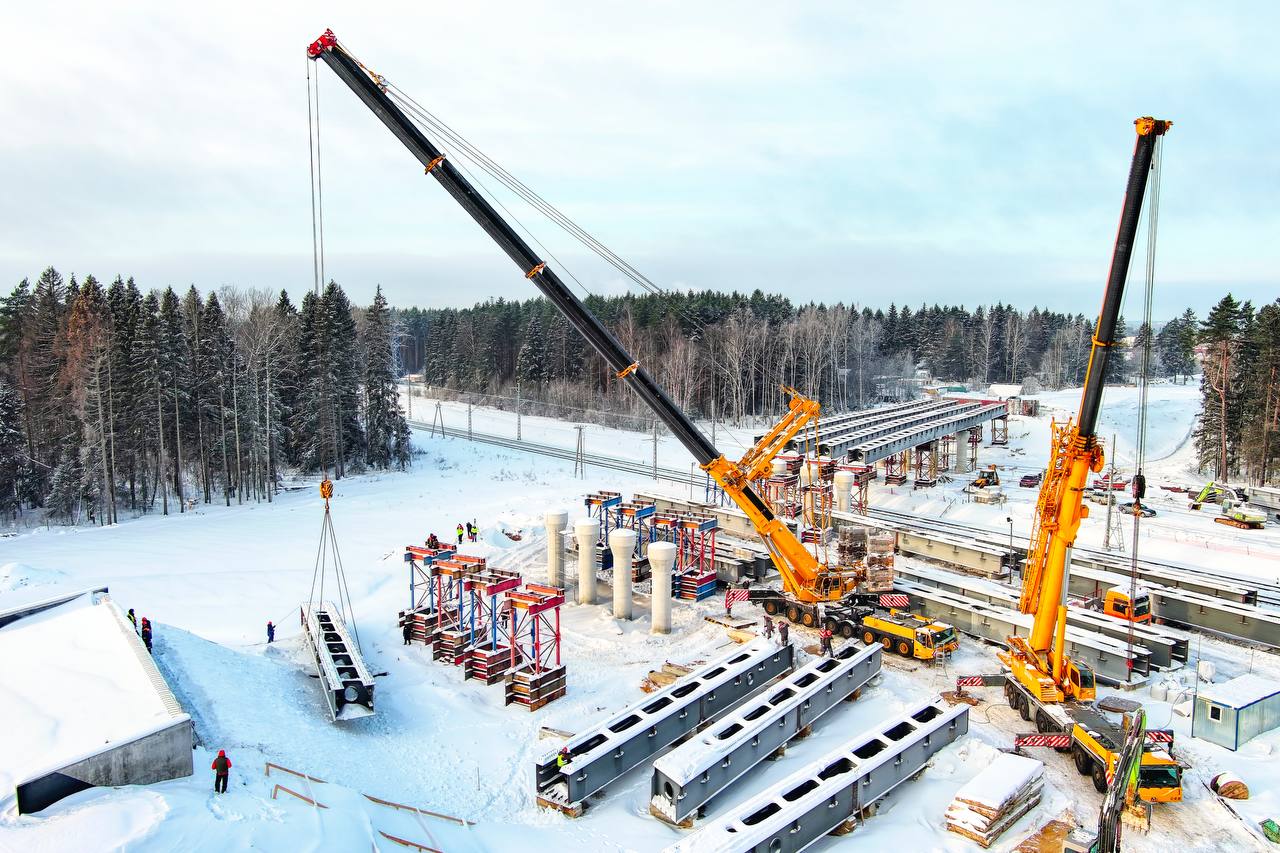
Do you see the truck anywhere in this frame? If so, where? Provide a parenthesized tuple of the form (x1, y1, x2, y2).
(750, 590, 959, 660)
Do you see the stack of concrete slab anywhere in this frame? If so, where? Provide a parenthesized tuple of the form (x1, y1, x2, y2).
(945, 753, 1043, 848)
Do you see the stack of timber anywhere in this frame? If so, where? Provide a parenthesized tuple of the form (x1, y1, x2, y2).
(945, 753, 1044, 848)
(866, 532, 896, 591)
(837, 525, 869, 562)
(505, 664, 567, 711)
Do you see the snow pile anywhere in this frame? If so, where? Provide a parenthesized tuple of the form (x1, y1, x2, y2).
(945, 752, 1044, 848)
(0, 561, 65, 593)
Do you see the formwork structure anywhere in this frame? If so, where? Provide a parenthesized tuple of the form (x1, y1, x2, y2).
(991, 415, 1009, 446)
(913, 441, 939, 489)
(504, 583, 567, 711)
(939, 433, 954, 470)
(670, 513, 719, 601)
(883, 450, 909, 485)
(585, 491, 623, 538)
(461, 567, 523, 684)
(615, 500, 657, 572)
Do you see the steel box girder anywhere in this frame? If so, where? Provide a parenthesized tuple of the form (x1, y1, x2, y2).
(652, 643, 882, 823)
(666, 698, 969, 853)
(896, 581, 1149, 681)
(849, 404, 1007, 464)
(537, 641, 795, 805)
(792, 401, 966, 454)
(1150, 588, 1280, 648)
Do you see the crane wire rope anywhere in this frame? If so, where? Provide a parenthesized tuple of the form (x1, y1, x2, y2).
(383, 86, 754, 453)
(306, 59, 322, 295)
(1126, 134, 1162, 665)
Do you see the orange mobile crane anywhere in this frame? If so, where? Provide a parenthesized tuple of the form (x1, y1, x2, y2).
(994, 117, 1182, 803)
(305, 31, 890, 627)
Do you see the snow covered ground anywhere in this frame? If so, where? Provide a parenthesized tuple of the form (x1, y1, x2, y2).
(1, 383, 1278, 851)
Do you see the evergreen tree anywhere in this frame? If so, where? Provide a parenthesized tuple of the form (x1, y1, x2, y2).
(360, 286, 410, 470)
(1197, 295, 1243, 479)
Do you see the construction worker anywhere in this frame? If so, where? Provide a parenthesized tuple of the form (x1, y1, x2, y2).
(468, 520, 479, 542)
(763, 615, 774, 640)
(778, 620, 789, 647)
(267, 621, 275, 644)
(402, 620, 413, 645)
(426, 533, 440, 550)
(819, 627, 834, 657)
(456, 522, 465, 545)
(127, 608, 138, 632)
(556, 747, 570, 769)
(211, 749, 232, 794)
(140, 618, 153, 653)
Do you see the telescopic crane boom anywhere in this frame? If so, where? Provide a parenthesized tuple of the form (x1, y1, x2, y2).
(306, 30, 860, 604)
(1006, 117, 1171, 700)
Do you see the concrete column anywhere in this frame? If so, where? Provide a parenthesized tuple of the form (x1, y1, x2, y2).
(953, 431, 970, 473)
(609, 528, 638, 620)
(649, 541, 676, 634)
(545, 511, 568, 587)
(833, 470, 855, 513)
(575, 518, 599, 605)
(771, 459, 789, 477)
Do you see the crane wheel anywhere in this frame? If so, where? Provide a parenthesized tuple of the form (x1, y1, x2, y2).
(763, 599, 780, 616)
(862, 630, 877, 646)
(822, 618, 838, 633)
(839, 622, 855, 639)
(896, 640, 912, 657)
(1004, 683, 1016, 707)
(1035, 710, 1052, 733)
(880, 637, 893, 651)
(1018, 696, 1032, 722)
(801, 611, 817, 628)
(785, 605, 801, 623)
(1073, 745, 1092, 775)
(1091, 762, 1108, 793)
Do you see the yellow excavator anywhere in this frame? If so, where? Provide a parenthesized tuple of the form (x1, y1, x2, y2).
(992, 117, 1182, 803)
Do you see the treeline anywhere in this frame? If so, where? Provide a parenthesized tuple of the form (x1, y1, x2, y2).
(0, 268, 411, 524)
(1196, 295, 1280, 484)
(393, 292, 1203, 424)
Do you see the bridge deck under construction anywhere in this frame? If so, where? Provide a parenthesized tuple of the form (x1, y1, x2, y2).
(774, 398, 1008, 462)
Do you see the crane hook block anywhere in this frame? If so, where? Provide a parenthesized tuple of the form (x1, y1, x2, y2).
(1134, 117, 1172, 137)
(308, 29, 337, 59)
(320, 478, 334, 501)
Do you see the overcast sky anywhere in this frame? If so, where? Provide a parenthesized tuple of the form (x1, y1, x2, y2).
(3, 2, 1276, 319)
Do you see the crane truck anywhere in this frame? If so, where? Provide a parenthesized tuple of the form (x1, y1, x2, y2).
(985, 117, 1183, 803)
(305, 30, 956, 656)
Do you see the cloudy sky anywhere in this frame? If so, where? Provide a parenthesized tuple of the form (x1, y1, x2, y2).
(3, 2, 1276, 318)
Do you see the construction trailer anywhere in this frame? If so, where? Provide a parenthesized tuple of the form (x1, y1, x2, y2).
(1192, 674, 1280, 751)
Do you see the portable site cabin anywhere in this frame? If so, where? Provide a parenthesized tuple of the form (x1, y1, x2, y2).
(1193, 674, 1280, 751)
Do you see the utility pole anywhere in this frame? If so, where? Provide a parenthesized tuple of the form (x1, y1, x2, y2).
(516, 380, 522, 442)
(652, 419, 658, 481)
(467, 403, 473, 442)
(574, 426, 586, 479)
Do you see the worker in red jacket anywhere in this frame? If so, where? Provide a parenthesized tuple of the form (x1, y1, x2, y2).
(211, 749, 232, 793)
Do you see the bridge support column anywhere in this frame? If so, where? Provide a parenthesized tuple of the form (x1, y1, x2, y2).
(833, 470, 855, 513)
(575, 519, 599, 605)
(953, 431, 970, 473)
(649, 541, 676, 634)
(991, 416, 1009, 446)
(913, 441, 938, 489)
(546, 511, 568, 586)
(609, 528, 637, 620)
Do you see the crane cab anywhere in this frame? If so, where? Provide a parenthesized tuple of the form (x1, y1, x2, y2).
(1102, 587, 1151, 624)
(1065, 660, 1097, 702)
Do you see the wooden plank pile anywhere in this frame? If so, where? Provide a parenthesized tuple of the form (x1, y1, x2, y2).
(865, 532, 896, 591)
(945, 753, 1044, 848)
